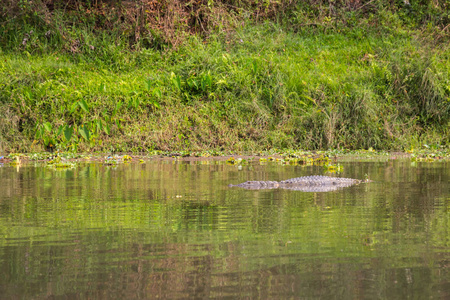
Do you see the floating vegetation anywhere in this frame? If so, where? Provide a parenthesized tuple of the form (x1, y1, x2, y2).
(46, 156, 75, 169)
(103, 156, 119, 166)
(411, 155, 437, 162)
(7, 153, 26, 159)
(284, 157, 309, 165)
(408, 147, 450, 162)
(226, 157, 248, 166)
(313, 155, 331, 165)
(103, 154, 133, 166)
(6, 153, 26, 167)
(0, 147, 448, 172)
(226, 157, 237, 164)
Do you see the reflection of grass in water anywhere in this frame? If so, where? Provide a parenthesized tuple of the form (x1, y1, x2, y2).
(0, 157, 448, 300)
(2, 186, 447, 258)
(47, 162, 75, 169)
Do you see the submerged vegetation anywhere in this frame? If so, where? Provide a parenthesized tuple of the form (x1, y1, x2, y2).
(0, 0, 449, 153)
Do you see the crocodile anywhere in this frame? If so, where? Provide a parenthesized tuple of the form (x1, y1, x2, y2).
(229, 175, 369, 192)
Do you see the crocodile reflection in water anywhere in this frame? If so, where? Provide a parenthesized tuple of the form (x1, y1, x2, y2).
(229, 175, 370, 192)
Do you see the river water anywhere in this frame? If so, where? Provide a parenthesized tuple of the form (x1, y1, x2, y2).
(0, 158, 448, 299)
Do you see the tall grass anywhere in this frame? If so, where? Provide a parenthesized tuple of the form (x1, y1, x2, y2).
(0, 1, 449, 152)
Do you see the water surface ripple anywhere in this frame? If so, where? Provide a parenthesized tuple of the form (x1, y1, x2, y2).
(0, 159, 448, 299)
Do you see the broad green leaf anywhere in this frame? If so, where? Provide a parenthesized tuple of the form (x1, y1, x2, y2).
(145, 79, 152, 90)
(79, 125, 90, 141)
(43, 136, 55, 147)
(96, 120, 103, 133)
(56, 125, 64, 136)
(43, 136, 51, 147)
(171, 72, 181, 91)
(78, 99, 89, 113)
(44, 122, 52, 133)
(64, 125, 73, 141)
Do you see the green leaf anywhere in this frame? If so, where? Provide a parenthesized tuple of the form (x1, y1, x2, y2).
(204, 73, 212, 89)
(171, 72, 182, 91)
(35, 126, 43, 139)
(43, 122, 52, 133)
(64, 125, 73, 142)
(113, 101, 123, 116)
(79, 125, 90, 141)
(70, 102, 78, 113)
(153, 87, 162, 98)
(201, 73, 211, 91)
(99, 83, 106, 92)
(89, 121, 96, 134)
(133, 97, 140, 108)
(127, 99, 133, 108)
(145, 79, 152, 90)
(102, 110, 111, 122)
(96, 119, 102, 133)
(56, 125, 64, 136)
(78, 99, 89, 113)
(104, 123, 110, 135)
(43, 136, 51, 147)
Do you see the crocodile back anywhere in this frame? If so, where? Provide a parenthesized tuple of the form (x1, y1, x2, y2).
(229, 176, 363, 191)
(280, 175, 361, 186)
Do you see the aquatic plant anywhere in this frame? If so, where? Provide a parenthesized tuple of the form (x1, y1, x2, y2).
(46, 155, 75, 169)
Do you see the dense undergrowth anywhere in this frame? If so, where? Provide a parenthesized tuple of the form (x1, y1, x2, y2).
(0, 0, 449, 153)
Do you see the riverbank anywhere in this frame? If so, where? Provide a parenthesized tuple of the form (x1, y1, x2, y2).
(1, 1, 449, 153)
(1, 148, 449, 167)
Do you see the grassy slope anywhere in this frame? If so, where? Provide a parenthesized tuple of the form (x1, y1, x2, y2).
(0, 14, 449, 153)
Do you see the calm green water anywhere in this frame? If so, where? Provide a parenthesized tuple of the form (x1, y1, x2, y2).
(0, 158, 448, 299)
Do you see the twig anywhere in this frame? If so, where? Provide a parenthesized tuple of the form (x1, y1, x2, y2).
(356, 0, 378, 12)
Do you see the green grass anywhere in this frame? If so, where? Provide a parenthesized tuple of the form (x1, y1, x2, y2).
(0, 20, 449, 153)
